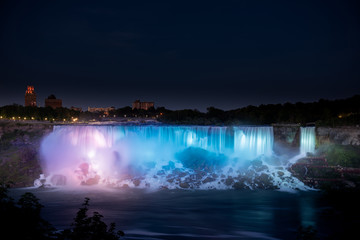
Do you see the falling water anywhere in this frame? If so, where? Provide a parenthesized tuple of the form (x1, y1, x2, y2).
(300, 127, 316, 155)
(36, 125, 310, 190)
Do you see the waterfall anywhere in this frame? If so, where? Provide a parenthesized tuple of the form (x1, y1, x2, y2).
(233, 126, 273, 159)
(37, 125, 281, 188)
(49, 125, 273, 158)
(300, 127, 315, 155)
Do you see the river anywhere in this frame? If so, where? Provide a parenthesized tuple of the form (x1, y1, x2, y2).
(9, 188, 359, 239)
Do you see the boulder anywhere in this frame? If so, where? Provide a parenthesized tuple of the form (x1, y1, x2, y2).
(176, 147, 227, 171)
(83, 175, 100, 185)
(50, 174, 67, 186)
(233, 181, 247, 190)
(132, 178, 141, 187)
(179, 182, 190, 188)
(202, 177, 215, 184)
(225, 177, 234, 186)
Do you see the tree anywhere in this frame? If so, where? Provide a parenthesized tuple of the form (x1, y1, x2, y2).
(296, 225, 319, 240)
(0, 182, 56, 240)
(59, 197, 124, 240)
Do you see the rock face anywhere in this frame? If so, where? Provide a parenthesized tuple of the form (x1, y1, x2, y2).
(176, 147, 227, 171)
(273, 125, 360, 148)
(317, 127, 360, 146)
(272, 125, 301, 156)
(273, 125, 300, 147)
(0, 121, 54, 187)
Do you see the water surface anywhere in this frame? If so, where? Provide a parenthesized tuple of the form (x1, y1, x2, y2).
(9, 188, 358, 239)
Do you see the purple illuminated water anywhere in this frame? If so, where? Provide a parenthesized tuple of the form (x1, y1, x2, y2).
(36, 125, 314, 191)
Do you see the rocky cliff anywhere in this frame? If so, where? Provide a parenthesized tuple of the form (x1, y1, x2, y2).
(273, 125, 360, 147)
(0, 121, 53, 187)
(317, 127, 360, 146)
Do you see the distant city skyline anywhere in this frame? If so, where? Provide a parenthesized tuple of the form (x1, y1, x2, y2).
(1, 0, 359, 111)
(5, 85, 358, 112)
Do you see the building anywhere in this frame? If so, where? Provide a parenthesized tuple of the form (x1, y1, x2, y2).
(88, 106, 115, 116)
(45, 94, 62, 109)
(132, 100, 154, 110)
(24, 86, 37, 107)
(87, 107, 115, 113)
(70, 106, 82, 112)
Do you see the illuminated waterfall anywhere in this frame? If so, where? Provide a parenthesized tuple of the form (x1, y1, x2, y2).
(49, 125, 273, 158)
(300, 127, 315, 155)
(234, 126, 273, 159)
(39, 125, 275, 188)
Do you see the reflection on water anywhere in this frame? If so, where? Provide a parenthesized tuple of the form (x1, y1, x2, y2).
(9, 188, 359, 239)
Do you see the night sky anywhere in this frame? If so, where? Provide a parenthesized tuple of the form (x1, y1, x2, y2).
(0, 0, 359, 111)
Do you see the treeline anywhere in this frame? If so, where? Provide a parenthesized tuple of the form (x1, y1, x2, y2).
(1, 95, 359, 126)
(158, 95, 360, 126)
(0, 105, 167, 122)
(0, 105, 82, 122)
(110, 106, 167, 118)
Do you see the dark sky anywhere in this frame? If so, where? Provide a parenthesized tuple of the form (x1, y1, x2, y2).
(0, 0, 359, 111)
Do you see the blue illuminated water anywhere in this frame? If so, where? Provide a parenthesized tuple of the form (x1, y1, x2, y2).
(37, 125, 312, 190)
(300, 127, 316, 155)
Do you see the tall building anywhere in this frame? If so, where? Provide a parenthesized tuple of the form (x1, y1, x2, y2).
(24, 86, 37, 107)
(45, 94, 62, 109)
(132, 100, 154, 110)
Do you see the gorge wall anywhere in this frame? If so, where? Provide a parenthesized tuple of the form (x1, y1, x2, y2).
(273, 124, 360, 147)
(317, 127, 360, 146)
(0, 121, 53, 187)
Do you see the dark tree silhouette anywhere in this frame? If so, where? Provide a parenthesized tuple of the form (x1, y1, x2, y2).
(58, 197, 124, 240)
(0, 182, 56, 240)
(296, 225, 319, 240)
(0, 182, 124, 240)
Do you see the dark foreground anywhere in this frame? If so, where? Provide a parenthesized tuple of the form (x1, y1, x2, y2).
(9, 188, 360, 240)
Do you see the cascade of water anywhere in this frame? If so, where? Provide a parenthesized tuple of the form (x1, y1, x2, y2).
(61, 125, 273, 157)
(233, 126, 273, 159)
(300, 127, 316, 155)
(38, 125, 291, 188)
